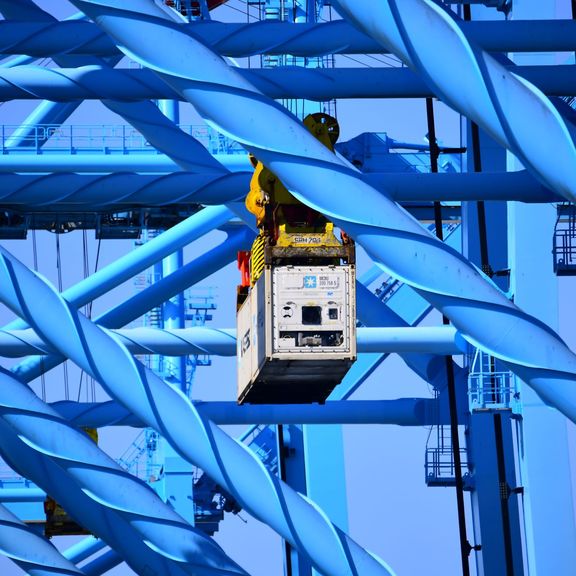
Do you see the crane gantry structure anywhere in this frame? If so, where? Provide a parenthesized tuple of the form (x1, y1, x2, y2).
(0, 0, 575, 575)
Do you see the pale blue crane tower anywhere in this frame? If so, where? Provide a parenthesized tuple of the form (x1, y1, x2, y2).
(0, 0, 575, 575)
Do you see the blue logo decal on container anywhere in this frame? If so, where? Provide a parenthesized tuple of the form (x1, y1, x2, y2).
(303, 275, 317, 288)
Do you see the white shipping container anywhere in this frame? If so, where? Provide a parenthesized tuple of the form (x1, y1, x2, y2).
(237, 264, 356, 404)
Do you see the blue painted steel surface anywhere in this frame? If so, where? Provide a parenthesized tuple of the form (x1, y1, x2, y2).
(1, 65, 575, 101)
(0, 325, 463, 357)
(510, 202, 576, 573)
(0, 1, 573, 574)
(0, 488, 45, 501)
(0, 248, 395, 575)
(0, 503, 83, 576)
(82, 549, 123, 576)
(0, 169, 558, 210)
(1, 19, 575, 57)
(50, 398, 439, 428)
(63, 537, 107, 565)
(467, 411, 524, 575)
(330, 0, 576, 204)
(0, 368, 247, 576)
(73, 0, 576, 425)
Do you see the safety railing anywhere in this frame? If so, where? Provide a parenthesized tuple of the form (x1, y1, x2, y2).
(0, 123, 245, 155)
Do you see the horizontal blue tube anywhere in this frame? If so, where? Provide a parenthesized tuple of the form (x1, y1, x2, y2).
(1, 64, 574, 101)
(0, 488, 45, 501)
(64, 536, 107, 565)
(83, 549, 123, 576)
(0, 19, 573, 57)
(51, 398, 441, 427)
(0, 154, 251, 173)
(0, 326, 464, 357)
(0, 169, 559, 209)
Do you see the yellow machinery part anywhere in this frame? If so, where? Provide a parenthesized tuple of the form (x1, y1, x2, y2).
(250, 233, 266, 286)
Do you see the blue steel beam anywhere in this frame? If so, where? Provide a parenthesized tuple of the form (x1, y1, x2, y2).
(0, 155, 251, 175)
(72, 0, 576, 423)
(49, 398, 441, 427)
(0, 367, 248, 576)
(0, 326, 464, 357)
(0, 170, 558, 209)
(0, 503, 83, 576)
(330, 0, 576, 204)
(63, 537, 107, 565)
(82, 549, 122, 576)
(0, 250, 394, 576)
(61, 399, 441, 427)
(1, 65, 575, 101)
(0, 19, 574, 57)
(0, 155, 251, 173)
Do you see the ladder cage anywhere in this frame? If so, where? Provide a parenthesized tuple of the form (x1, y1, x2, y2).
(553, 203, 576, 276)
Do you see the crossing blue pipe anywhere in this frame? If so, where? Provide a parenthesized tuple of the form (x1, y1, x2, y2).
(6, 205, 232, 332)
(82, 549, 123, 576)
(71, 0, 576, 423)
(0, 155, 251, 173)
(64, 537, 107, 565)
(1, 65, 574, 101)
(0, 366, 247, 576)
(0, 326, 463, 357)
(0, 246, 394, 576)
(0, 19, 574, 57)
(0, 172, 249, 208)
(0, 488, 45, 501)
(12, 226, 252, 382)
(0, 503, 83, 576)
(51, 398, 441, 427)
(0, 170, 557, 209)
(330, 0, 576, 203)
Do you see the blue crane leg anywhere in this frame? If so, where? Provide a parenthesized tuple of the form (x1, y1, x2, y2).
(69, 0, 576, 422)
(0, 172, 250, 208)
(0, 246, 395, 576)
(511, 203, 576, 572)
(0, 367, 248, 576)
